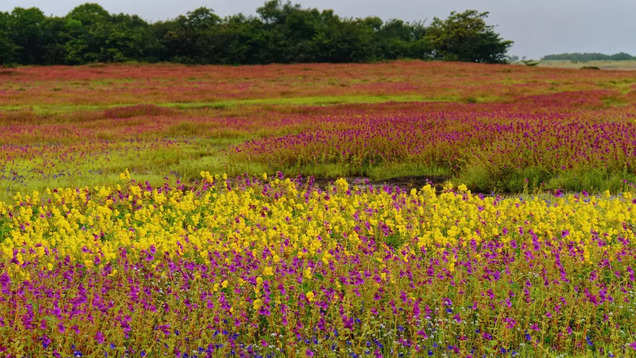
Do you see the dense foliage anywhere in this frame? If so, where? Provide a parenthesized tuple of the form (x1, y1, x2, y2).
(0, 1, 513, 65)
(542, 52, 636, 62)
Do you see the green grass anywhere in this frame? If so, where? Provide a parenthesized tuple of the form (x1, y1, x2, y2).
(0, 137, 268, 201)
(545, 168, 635, 192)
(459, 164, 635, 194)
(164, 94, 440, 109)
(0, 94, 450, 115)
(6, 145, 631, 200)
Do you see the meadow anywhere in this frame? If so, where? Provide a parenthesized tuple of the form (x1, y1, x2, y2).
(1, 61, 635, 198)
(0, 61, 634, 356)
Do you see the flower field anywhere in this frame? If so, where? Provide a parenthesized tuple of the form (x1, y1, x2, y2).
(0, 61, 635, 356)
(0, 174, 634, 356)
(1, 61, 635, 197)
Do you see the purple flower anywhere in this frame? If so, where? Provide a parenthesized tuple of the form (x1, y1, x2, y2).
(95, 331, 105, 344)
(41, 335, 52, 349)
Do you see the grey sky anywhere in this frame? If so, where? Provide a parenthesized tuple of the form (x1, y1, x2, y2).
(1, 0, 635, 59)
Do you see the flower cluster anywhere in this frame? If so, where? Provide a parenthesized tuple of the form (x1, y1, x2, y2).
(0, 174, 633, 356)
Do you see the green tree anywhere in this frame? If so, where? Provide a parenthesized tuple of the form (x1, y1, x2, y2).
(65, 3, 155, 64)
(256, 0, 318, 63)
(375, 19, 430, 60)
(0, 12, 17, 65)
(8, 7, 47, 64)
(40, 16, 71, 64)
(107, 13, 157, 62)
(542, 52, 635, 62)
(154, 7, 220, 63)
(312, 16, 375, 62)
(425, 10, 512, 63)
(64, 3, 113, 63)
(0, 1, 517, 65)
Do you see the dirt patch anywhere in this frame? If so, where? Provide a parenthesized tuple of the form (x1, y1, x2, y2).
(311, 175, 448, 189)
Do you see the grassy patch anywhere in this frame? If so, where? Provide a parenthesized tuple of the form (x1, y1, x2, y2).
(458, 164, 634, 193)
(162, 94, 436, 109)
(545, 169, 635, 193)
(0, 94, 452, 115)
(0, 217, 10, 243)
(0, 138, 247, 201)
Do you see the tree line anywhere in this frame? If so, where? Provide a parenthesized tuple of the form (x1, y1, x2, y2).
(542, 52, 635, 62)
(0, 1, 513, 66)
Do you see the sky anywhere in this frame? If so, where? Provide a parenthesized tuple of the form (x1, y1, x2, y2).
(1, 0, 635, 59)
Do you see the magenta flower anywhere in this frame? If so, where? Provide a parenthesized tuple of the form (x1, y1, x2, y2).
(95, 331, 105, 344)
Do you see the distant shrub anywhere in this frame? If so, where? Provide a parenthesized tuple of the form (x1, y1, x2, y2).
(521, 60, 539, 67)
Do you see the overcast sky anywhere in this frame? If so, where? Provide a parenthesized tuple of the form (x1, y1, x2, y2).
(1, 0, 635, 59)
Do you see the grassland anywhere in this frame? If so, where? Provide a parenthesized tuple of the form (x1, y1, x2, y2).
(0, 61, 635, 356)
(1, 60, 635, 200)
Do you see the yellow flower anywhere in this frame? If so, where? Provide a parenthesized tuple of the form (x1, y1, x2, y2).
(119, 169, 131, 181)
(306, 291, 314, 302)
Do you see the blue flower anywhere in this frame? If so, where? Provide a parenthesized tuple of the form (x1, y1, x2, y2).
(40, 335, 51, 349)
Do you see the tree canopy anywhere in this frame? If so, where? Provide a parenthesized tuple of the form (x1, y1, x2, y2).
(0, 1, 514, 66)
(424, 10, 512, 63)
(542, 52, 635, 62)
